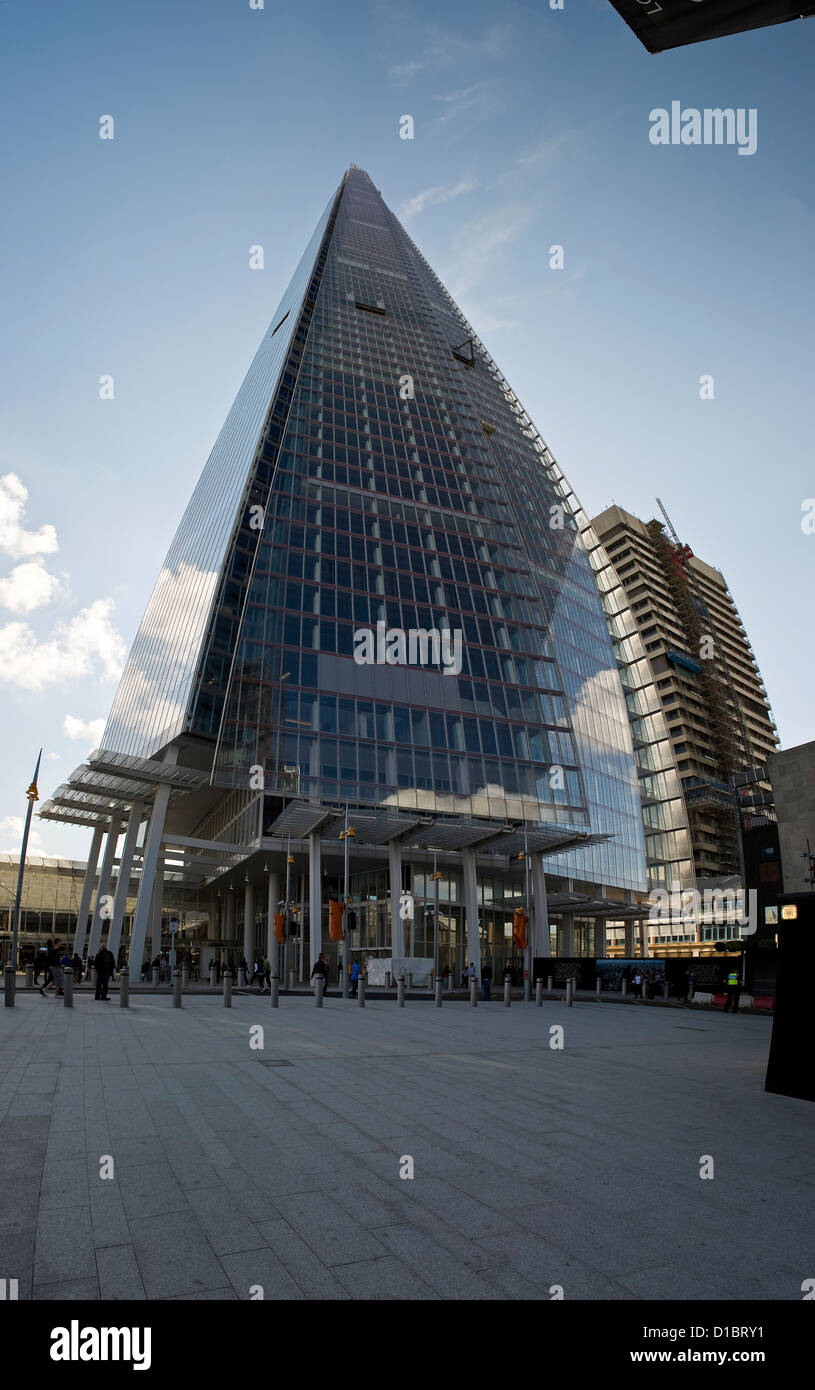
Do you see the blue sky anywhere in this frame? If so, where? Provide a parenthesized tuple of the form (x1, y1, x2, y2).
(1, 0, 812, 860)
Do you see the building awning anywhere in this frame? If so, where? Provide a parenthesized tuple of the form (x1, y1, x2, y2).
(267, 801, 610, 858)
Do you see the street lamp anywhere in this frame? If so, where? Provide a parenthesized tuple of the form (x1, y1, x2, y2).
(8, 750, 42, 1000)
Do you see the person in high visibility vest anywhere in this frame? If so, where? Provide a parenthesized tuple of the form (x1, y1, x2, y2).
(723, 969, 741, 1012)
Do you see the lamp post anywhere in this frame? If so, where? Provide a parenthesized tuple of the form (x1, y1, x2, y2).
(10, 750, 42, 983)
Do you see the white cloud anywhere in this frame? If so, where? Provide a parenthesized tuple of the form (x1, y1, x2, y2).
(448, 203, 536, 296)
(0, 812, 46, 855)
(0, 473, 59, 560)
(0, 558, 61, 613)
(0, 598, 126, 692)
(399, 177, 478, 220)
(63, 715, 106, 748)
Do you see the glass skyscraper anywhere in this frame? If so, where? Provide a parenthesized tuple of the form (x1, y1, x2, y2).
(44, 167, 693, 980)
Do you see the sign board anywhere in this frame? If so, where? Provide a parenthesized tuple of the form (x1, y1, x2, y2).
(608, 0, 814, 53)
(169, 917, 179, 935)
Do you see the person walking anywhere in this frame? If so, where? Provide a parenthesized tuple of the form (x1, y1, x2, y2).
(723, 968, 741, 1012)
(41, 940, 64, 997)
(238, 957, 250, 987)
(70, 953, 83, 985)
(481, 960, 493, 1001)
(94, 946, 116, 1000)
(262, 957, 271, 990)
(250, 959, 263, 988)
(311, 952, 329, 995)
(350, 959, 361, 998)
(442, 964, 451, 991)
(632, 970, 643, 1000)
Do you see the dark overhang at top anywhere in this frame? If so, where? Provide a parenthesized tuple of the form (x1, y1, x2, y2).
(608, 0, 814, 52)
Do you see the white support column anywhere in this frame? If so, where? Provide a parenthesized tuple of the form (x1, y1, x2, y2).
(150, 852, 165, 964)
(531, 855, 550, 957)
(127, 772, 174, 972)
(243, 880, 255, 968)
(73, 824, 104, 955)
(388, 839, 404, 961)
(640, 917, 650, 959)
(266, 871, 280, 964)
(107, 801, 144, 960)
(308, 832, 321, 972)
(87, 816, 123, 958)
(462, 847, 480, 984)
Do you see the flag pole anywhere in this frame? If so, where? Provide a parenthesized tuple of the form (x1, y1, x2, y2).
(10, 749, 42, 980)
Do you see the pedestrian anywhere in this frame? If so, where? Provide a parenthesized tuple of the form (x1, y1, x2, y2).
(687, 968, 697, 1001)
(33, 948, 46, 985)
(723, 969, 741, 1012)
(41, 940, 64, 997)
(350, 959, 361, 997)
(263, 957, 271, 990)
(70, 953, 83, 984)
(311, 952, 329, 995)
(633, 971, 643, 1000)
(442, 964, 451, 991)
(239, 957, 249, 986)
(250, 959, 263, 988)
(481, 960, 493, 1001)
(94, 946, 116, 1000)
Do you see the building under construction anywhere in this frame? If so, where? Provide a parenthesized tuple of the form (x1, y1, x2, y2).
(591, 504, 779, 886)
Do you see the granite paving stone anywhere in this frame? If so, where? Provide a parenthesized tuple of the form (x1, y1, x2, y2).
(0, 990, 809, 1302)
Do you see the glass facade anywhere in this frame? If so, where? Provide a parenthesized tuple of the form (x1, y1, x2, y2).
(101, 167, 651, 892)
(102, 194, 337, 759)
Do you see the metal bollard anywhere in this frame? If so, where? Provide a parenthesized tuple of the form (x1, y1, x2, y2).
(270, 977, 279, 1008)
(621, 978, 628, 997)
(62, 966, 73, 1007)
(358, 977, 366, 1008)
(596, 978, 602, 997)
(288, 968, 296, 991)
(397, 977, 406, 1008)
(536, 979, 544, 1007)
(663, 982, 670, 1000)
(25, 965, 33, 989)
(566, 979, 573, 1007)
(315, 976, 324, 1008)
(209, 964, 217, 987)
(504, 979, 511, 1007)
(181, 964, 190, 990)
(119, 965, 130, 1008)
(469, 979, 478, 1008)
(223, 970, 233, 1007)
(152, 966, 160, 989)
(435, 980, 443, 1008)
(547, 975, 553, 994)
(4, 965, 15, 1007)
(173, 968, 182, 1008)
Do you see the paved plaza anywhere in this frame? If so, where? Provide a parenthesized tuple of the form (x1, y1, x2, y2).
(1, 991, 812, 1301)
